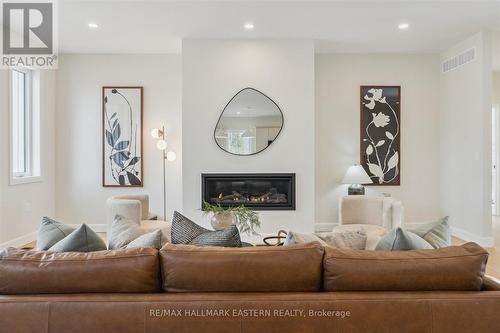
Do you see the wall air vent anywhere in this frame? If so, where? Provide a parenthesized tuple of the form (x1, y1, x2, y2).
(442, 48, 476, 73)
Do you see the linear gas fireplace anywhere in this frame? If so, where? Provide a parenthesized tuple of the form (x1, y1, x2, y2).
(202, 173, 296, 210)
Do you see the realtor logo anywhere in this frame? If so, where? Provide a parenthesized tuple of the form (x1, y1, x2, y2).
(1, 0, 58, 68)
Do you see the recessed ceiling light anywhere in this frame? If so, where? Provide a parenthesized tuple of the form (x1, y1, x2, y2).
(88, 22, 98, 29)
(236, 111, 241, 115)
(398, 23, 409, 30)
(244, 22, 254, 30)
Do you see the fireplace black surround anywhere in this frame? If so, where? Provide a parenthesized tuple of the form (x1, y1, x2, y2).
(202, 173, 296, 210)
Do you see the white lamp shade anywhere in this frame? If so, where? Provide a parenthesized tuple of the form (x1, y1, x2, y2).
(151, 128, 163, 139)
(342, 165, 373, 184)
(166, 151, 176, 161)
(156, 139, 168, 151)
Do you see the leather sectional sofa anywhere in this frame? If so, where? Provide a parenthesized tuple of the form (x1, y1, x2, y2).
(1, 242, 499, 333)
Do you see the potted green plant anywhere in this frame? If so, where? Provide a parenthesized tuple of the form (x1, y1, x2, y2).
(203, 202, 261, 236)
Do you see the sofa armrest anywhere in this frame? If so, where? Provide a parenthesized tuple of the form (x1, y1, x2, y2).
(482, 275, 500, 291)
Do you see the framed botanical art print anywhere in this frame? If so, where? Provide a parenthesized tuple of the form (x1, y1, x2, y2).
(360, 86, 400, 185)
(102, 87, 143, 187)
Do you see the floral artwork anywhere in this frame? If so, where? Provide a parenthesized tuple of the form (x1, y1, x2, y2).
(360, 86, 400, 185)
(102, 87, 143, 187)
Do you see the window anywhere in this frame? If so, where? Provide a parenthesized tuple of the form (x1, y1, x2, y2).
(227, 130, 255, 155)
(9, 68, 41, 184)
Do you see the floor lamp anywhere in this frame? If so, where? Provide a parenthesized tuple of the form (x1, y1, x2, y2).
(151, 126, 176, 220)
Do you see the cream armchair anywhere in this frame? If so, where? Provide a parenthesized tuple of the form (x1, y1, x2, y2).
(336, 195, 404, 250)
(106, 195, 171, 243)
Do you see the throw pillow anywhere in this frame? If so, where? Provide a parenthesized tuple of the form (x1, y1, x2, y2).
(333, 224, 388, 250)
(284, 230, 367, 250)
(108, 215, 144, 249)
(109, 215, 166, 249)
(375, 227, 433, 251)
(36, 216, 76, 250)
(407, 217, 451, 249)
(171, 211, 242, 247)
(126, 230, 163, 249)
(48, 224, 107, 252)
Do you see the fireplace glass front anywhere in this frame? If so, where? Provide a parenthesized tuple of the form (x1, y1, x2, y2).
(202, 173, 295, 210)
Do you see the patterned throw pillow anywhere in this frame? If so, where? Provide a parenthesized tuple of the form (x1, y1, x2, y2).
(48, 224, 107, 252)
(171, 211, 241, 247)
(375, 227, 433, 251)
(36, 216, 76, 250)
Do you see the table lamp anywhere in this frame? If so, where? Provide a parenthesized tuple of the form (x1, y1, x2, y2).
(342, 165, 373, 195)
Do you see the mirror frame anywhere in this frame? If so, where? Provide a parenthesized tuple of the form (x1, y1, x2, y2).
(214, 87, 284, 156)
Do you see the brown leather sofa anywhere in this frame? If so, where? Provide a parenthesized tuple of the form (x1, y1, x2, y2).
(1, 242, 499, 333)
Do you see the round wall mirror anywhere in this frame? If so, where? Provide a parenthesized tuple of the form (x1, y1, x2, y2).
(214, 88, 284, 156)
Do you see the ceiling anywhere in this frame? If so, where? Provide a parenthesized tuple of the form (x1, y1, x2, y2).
(56, 1, 499, 55)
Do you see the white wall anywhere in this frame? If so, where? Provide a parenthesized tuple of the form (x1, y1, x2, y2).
(493, 72, 500, 104)
(315, 54, 442, 226)
(439, 32, 493, 245)
(182, 40, 315, 235)
(0, 69, 56, 246)
(55, 54, 182, 227)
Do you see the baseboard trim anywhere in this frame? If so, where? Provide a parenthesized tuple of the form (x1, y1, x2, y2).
(451, 226, 494, 247)
(0, 231, 38, 249)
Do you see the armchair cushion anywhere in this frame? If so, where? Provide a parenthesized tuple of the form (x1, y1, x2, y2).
(339, 196, 403, 230)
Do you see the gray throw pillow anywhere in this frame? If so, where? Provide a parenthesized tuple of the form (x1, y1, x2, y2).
(408, 217, 451, 249)
(171, 211, 241, 247)
(108, 215, 144, 249)
(126, 230, 163, 249)
(48, 224, 106, 252)
(375, 227, 433, 251)
(36, 216, 76, 250)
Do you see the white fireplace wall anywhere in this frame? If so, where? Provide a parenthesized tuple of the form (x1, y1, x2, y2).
(182, 39, 315, 234)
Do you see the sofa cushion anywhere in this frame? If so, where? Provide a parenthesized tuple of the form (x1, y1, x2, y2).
(160, 242, 324, 292)
(48, 224, 107, 252)
(323, 242, 488, 291)
(36, 216, 76, 250)
(171, 211, 241, 247)
(0, 247, 161, 294)
(375, 227, 433, 251)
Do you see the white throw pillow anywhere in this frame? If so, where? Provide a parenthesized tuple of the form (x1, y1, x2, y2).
(109, 215, 166, 249)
